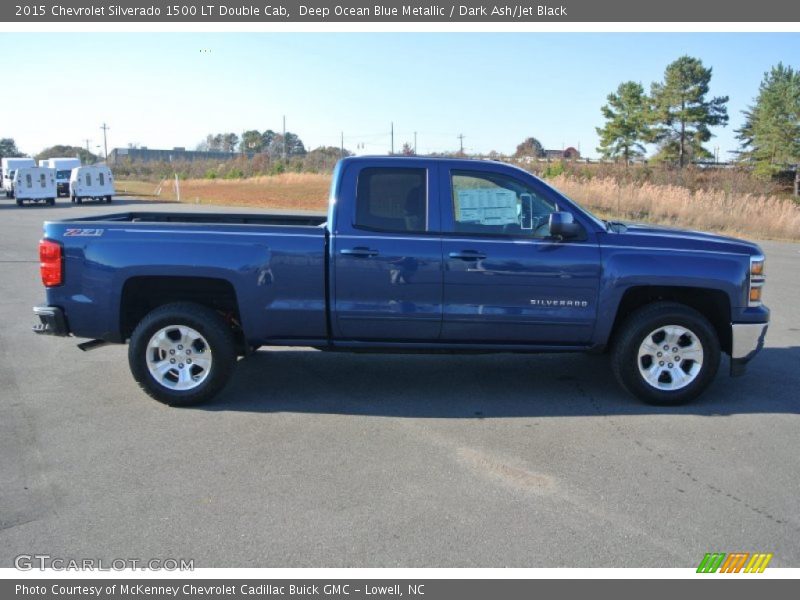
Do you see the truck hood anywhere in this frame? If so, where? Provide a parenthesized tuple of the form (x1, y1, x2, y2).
(603, 222, 763, 256)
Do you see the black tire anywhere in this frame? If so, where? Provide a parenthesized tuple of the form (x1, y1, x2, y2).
(106, 195, 112, 203)
(128, 302, 236, 406)
(16, 198, 22, 206)
(70, 194, 76, 203)
(611, 302, 720, 405)
(76, 197, 82, 204)
(48, 197, 55, 206)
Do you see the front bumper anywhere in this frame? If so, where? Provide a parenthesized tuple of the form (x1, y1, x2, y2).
(730, 322, 768, 376)
(32, 305, 70, 337)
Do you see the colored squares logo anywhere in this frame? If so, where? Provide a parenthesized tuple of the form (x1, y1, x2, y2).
(697, 552, 773, 573)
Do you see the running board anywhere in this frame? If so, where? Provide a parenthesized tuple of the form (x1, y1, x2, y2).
(77, 339, 109, 352)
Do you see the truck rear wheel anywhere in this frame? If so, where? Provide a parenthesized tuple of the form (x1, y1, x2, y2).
(128, 302, 236, 406)
(611, 302, 720, 405)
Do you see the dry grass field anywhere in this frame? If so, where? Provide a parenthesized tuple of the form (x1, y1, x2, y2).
(551, 175, 800, 241)
(117, 173, 331, 212)
(117, 172, 800, 241)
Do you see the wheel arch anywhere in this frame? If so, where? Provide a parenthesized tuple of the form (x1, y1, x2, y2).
(120, 275, 243, 346)
(608, 286, 732, 355)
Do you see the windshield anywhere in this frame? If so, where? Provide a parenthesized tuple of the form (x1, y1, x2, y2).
(56, 170, 71, 179)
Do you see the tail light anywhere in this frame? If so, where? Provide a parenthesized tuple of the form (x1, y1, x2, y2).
(39, 239, 63, 287)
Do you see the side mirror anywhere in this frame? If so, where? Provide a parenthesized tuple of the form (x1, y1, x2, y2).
(549, 211, 580, 238)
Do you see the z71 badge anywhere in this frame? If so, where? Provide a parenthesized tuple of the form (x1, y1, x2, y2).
(63, 228, 104, 237)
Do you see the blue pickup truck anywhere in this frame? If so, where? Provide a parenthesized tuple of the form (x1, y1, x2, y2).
(33, 156, 769, 406)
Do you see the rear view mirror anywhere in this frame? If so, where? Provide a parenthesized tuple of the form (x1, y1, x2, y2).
(549, 211, 580, 238)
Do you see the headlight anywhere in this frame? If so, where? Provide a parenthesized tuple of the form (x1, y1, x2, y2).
(748, 255, 765, 307)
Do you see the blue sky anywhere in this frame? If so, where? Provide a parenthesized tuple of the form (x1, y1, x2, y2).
(1, 33, 798, 159)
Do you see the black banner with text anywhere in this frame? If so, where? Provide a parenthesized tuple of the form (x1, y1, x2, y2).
(2, 0, 800, 22)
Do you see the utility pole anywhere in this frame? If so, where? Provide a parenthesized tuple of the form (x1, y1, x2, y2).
(83, 139, 91, 154)
(390, 122, 394, 155)
(458, 133, 465, 155)
(282, 115, 286, 161)
(100, 123, 110, 162)
(413, 131, 417, 155)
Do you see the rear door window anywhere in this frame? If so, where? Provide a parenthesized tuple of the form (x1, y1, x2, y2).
(355, 167, 427, 233)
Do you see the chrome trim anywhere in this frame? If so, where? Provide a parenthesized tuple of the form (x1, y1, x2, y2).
(731, 323, 768, 360)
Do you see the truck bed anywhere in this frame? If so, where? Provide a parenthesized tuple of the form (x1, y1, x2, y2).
(42, 210, 330, 344)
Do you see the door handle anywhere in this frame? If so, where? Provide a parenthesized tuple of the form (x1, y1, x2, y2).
(449, 250, 487, 260)
(340, 247, 379, 258)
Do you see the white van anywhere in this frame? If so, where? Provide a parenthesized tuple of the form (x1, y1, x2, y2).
(47, 157, 82, 196)
(13, 167, 56, 206)
(70, 165, 114, 203)
(2, 157, 36, 198)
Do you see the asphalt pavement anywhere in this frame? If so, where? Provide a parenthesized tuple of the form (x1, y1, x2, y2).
(1, 197, 798, 568)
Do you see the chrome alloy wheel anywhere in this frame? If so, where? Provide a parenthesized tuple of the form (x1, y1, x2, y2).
(637, 325, 704, 391)
(146, 325, 212, 391)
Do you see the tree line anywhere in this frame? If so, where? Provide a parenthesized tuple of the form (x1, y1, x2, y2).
(594, 55, 799, 174)
(0, 138, 99, 164)
(197, 129, 307, 158)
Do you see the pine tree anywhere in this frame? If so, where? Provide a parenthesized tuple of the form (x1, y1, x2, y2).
(736, 63, 800, 176)
(595, 81, 650, 163)
(650, 56, 729, 167)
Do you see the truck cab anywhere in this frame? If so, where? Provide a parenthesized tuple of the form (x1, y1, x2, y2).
(47, 157, 82, 196)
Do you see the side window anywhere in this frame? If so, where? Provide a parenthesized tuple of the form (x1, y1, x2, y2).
(355, 167, 426, 233)
(85, 173, 92, 186)
(99, 172, 105, 186)
(451, 170, 556, 237)
(25, 174, 32, 188)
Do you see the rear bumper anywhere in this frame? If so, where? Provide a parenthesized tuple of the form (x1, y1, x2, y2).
(32, 305, 70, 337)
(730, 322, 768, 376)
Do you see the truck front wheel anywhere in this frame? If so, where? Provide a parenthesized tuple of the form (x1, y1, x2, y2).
(128, 302, 236, 406)
(611, 302, 720, 405)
